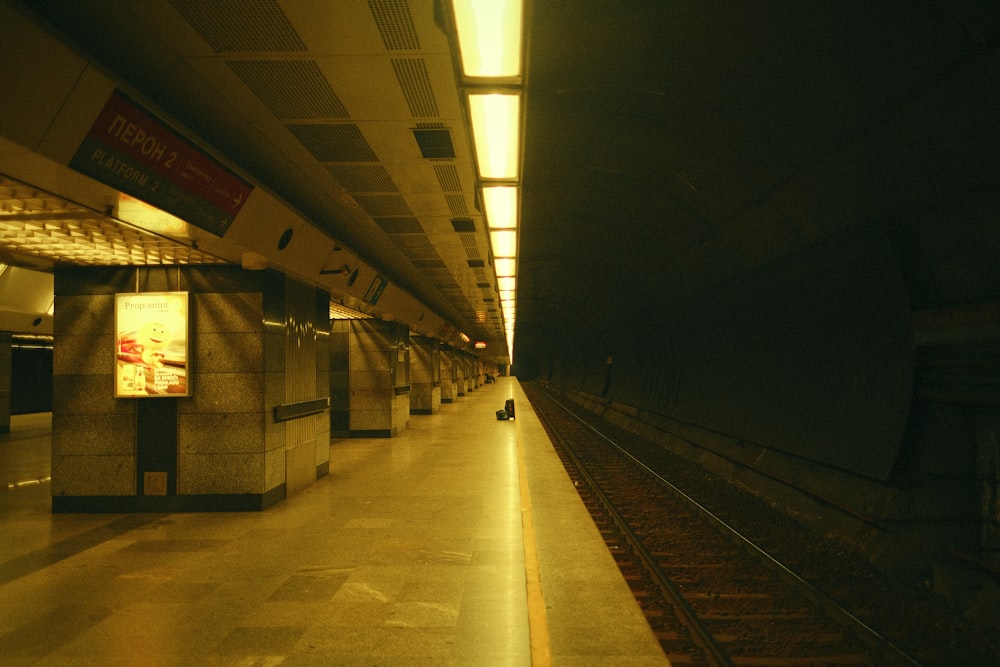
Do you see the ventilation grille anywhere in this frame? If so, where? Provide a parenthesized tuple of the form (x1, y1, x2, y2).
(392, 59, 439, 117)
(412, 129, 455, 159)
(368, 0, 420, 50)
(434, 165, 461, 192)
(451, 219, 475, 233)
(170, 0, 306, 52)
(286, 124, 378, 162)
(327, 165, 399, 192)
(445, 194, 468, 216)
(461, 234, 480, 259)
(357, 195, 413, 217)
(228, 61, 348, 119)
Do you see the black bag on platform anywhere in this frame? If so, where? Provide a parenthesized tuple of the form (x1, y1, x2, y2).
(496, 409, 509, 420)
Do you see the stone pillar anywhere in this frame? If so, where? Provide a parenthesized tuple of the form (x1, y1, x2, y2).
(330, 319, 350, 437)
(348, 319, 409, 436)
(409, 335, 441, 415)
(440, 346, 456, 403)
(51, 266, 330, 512)
(462, 354, 475, 394)
(473, 355, 483, 389)
(0, 332, 10, 433)
(454, 350, 467, 397)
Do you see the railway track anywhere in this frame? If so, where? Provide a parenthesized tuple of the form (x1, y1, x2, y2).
(523, 383, 925, 666)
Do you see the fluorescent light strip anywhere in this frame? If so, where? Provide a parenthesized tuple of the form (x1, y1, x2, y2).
(482, 186, 518, 229)
(490, 230, 517, 257)
(494, 257, 516, 276)
(452, 0, 523, 78)
(469, 94, 520, 180)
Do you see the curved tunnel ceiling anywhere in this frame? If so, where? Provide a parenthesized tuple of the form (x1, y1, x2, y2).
(517, 1, 1000, 367)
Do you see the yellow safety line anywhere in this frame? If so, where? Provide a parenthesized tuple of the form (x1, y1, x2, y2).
(515, 415, 553, 666)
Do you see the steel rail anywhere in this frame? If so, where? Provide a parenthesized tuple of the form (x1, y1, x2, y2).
(533, 397, 731, 665)
(538, 388, 922, 667)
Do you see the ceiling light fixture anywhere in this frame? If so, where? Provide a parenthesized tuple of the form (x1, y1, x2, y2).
(494, 257, 516, 276)
(468, 93, 520, 180)
(482, 186, 518, 229)
(451, 0, 525, 364)
(452, 0, 523, 78)
(490, 230, 517, 258)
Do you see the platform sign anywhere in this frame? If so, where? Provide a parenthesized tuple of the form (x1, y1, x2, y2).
(70, 90, 253, 237)
(115, 292, 190, 397)
(363, 274, 388, 305)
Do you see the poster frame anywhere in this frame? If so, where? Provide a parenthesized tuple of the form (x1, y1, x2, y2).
(114, 291, 191, 398)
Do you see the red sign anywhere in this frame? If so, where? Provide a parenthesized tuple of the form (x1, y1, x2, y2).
(71, 91, 253, 236)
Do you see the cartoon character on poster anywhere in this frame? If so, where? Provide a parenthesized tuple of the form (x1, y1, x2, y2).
(115, 292, 189, 396)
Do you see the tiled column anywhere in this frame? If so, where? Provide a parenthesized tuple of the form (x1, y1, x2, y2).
(0, 332, 10, 433)
(463, 354, 476, 394)
(52, 266, 329, 512)
(454, 350, 467, 397)
(440, 346, 456, 403)
(329, 319, 350, 436)
(409, 335, 441, 415)
(348, 319, 409, 436)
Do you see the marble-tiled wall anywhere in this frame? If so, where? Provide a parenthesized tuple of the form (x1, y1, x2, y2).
(409, 336, 440, 414)
(0, 332, 10, 433)
(454, 352, 467, 396)
(314, 298, 331, 475)
(53, 268, 140, 499)
(180, 289, 266, 496)
(329, 320, 350, 435)
(52, 266, 330, 511)
(440, 348, 456, 403)
(348, 319, 409, 436)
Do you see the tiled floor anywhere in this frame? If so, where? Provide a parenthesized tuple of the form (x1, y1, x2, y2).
(0, 378, 667, 666)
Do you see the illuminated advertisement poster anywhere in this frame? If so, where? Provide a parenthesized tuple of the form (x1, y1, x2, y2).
(115, 292, 190, 397)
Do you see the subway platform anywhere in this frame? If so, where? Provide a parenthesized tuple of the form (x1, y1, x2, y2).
(0, 377, 667, 666)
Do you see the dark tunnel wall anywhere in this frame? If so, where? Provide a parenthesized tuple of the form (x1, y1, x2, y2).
(516, 3, 1000, 492)
(624, 235, 911, 480)
(533, 233, 913, 481)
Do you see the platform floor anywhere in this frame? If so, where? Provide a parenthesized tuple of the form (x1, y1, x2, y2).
(0, 377, 667, 666)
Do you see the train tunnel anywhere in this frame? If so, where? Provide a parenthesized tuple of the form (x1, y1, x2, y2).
(0, 0, 997, 629)
(513, 1, 1000, 622)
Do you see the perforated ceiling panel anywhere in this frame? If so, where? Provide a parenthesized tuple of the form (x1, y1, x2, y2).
(368, 0, 420, 50)
(374, 217, 423, 234)
(357, 195, 413, 217)
(434, 165, 462, 192)
(392, 59, 439, 117)
(461, 233, 480, 259)
(169, 0, 306, 52)
(445, 195, 469, 216)
(327, 166, 400, 193)
(228, 61, 349, 119)
(286, 124, 379, 162)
